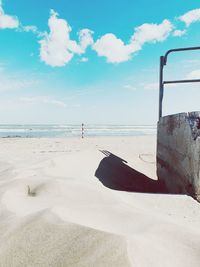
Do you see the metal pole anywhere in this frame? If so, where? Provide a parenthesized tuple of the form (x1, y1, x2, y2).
(164, 79, 200, 84)
(81, 123, 84, 139)
(158, 46, 200, 120)
(159, 56, 164, 120)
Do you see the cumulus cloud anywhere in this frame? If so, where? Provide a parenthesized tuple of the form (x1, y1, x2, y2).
(93, 33, 136, 63)
(0, 3, 43, 37)
(16, 24, 44, 38)
(67, 29, 93, 54)
(131, 19, 173, 45)
(39, 10, 73, 67)
(39, 10, 93, 67)
(23, 25, 38, 33)
(172, 29, 186, 37)
(179, 9, 200, 27)
(187, 69, 200, 79)
(80, 57, 89, 62)
(78, 29, 94, 52)
(0, 2, 196, 67)
(0, 0, 19, 29)
(92, 20, 173, 63)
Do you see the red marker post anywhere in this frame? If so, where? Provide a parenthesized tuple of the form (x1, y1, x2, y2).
(81, 123, 84, 139)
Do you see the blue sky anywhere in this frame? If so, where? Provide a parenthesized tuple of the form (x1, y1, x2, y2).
(1, 0, 200, 124)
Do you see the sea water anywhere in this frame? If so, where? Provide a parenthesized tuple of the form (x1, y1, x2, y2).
(0, 124, 156, 138)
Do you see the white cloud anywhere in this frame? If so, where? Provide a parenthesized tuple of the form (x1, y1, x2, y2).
(172, 29, 186, 37)
(20, 96, 66, 107)
(0, 77, 40, 91)
(78, 29, 94, 52)
(39, 10, 93, 67)
(187, 69, 200, 79)
(123, 84, 136, 91)
(143, 82, 178, 90)
(67, 29, 93, 54)
(92, 20, 173, 63)
(183, 59, 200, 64)
(144, 82, 158, 90)
(80, 57, 89, 62)
(22, 24, 42, 35)
(0, 3, 191, 67)
(0, 67, 41, 92)
(23, 25, 38, 33)
(0, 1, 19, 29)
(131, 19, 173, 45)
(93, 33, 135, 63)
(179, 9, 200, 27)
(39, 10, 73, 67)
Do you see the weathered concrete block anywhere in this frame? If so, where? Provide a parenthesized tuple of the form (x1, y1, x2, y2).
(157, 112, 200, 201)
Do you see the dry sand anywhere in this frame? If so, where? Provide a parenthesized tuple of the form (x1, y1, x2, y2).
(0, 136, 200, 266)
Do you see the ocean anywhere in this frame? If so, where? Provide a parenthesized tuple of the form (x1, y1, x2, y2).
(0, 124, 157, 138)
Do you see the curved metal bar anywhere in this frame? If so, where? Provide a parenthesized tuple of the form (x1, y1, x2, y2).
(159, 46, 200, 120)
(163, 46, 200, 65)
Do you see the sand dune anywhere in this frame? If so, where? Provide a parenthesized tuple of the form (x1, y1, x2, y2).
(0, 211, 131, 267)
(0, 136, 200, 266)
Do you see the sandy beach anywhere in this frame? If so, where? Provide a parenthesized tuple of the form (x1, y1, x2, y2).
(0, 135, 200, 266)
(1, 0, 200, 265)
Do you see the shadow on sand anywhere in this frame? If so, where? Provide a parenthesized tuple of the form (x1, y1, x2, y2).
(95, 150, 167, 194)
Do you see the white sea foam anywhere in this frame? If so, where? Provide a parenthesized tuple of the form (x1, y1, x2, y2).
(0, 124, 156, 138)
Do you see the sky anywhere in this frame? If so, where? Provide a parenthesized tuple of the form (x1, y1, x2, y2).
(1, 0, 200, 124)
